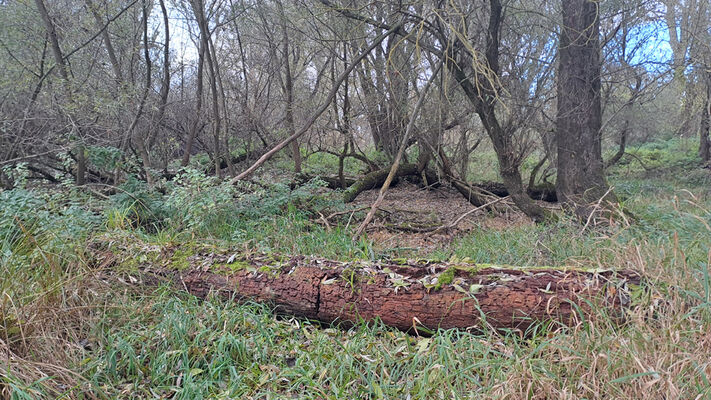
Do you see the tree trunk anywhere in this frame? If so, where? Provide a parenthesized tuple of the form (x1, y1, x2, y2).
(132, 0, 153, 186)
(84, 0, 123, 85)
(343, 163, 420, 203)
(34, 0, 87, 186)
(182, 41, 205, 167)
(556, 0, 613, 211)
(446, 0, 547, 222)
(76, 144, 86, 186)
(280, 11, 301, 174)
(169, 252, 641, 334)
(700, 81, 710, 166)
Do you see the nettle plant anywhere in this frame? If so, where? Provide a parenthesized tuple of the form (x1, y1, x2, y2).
(165, 168, 236, 232)
(1, 162, 30, 189)
(0, 188, 100, 266)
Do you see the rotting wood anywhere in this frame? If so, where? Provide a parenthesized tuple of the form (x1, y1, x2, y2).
(291, 173, 357, 190)
(343, 164, 421, 203)
(99, 242, 642, 334)
(182, 256, 639, 333)
(473, 181, 558, 203)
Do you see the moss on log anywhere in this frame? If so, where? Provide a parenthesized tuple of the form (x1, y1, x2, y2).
(181, 259, 638, 333)
(291, 173, 357, 190)
(343, 164, 420, 203)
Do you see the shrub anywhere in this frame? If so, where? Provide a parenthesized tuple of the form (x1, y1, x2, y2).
(107, 175, 167, 230)
(164, 168, 236, 232)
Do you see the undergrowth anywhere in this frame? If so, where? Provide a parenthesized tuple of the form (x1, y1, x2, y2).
(1, 140, 711, 399)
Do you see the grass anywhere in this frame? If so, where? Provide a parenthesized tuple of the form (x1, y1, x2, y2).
(1, 140, 711, 398)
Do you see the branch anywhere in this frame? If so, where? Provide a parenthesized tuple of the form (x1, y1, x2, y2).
(428, 196, 510, 236)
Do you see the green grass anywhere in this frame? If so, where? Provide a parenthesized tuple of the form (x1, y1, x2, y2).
(2, 139, 711, 398)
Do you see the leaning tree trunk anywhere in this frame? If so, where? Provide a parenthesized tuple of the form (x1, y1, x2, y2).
(556, 0, 613, 212)
(445, 0, 547, 222)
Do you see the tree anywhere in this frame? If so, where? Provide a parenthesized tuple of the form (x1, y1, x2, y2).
(443, 0, 548, 221)
(556, 0, 613, 213)
(33, 0, 86, 185)
(689, 1, 711, 166)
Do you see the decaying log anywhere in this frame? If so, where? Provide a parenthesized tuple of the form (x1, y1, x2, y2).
(343, 163, 421, 202)
(474, 181, 558, 203)
(167, 250, 641, 334)
(291, 173, 357, 190)
(450, 179, 491, 208)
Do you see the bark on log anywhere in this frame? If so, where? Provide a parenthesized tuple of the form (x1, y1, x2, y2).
(341, 165, 441, 203)
(450, 179, 490, 208)
(173, 251, 640, 333)
(206, 148, 266, 174)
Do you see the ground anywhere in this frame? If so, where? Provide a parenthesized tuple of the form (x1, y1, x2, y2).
(349, 182, 534, 252)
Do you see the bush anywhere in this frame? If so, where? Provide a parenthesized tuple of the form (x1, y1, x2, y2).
(615, 138, 699, 170)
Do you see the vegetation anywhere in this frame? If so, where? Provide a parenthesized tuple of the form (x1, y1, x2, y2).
(2, 140, 710, 398)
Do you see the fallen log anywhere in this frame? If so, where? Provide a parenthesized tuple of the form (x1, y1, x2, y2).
(342, 164, 442, 203)
(179, 255, 639, 333)
(450, 179, 491, 208)
(343, 163, 421, 202)
(474, 181, 558, 203)
(206, 148, 266, 173)
(291, 173, 357, 190)
(96, 241, 643, 334)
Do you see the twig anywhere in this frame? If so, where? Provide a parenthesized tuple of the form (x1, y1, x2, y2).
(623, 152, 654, 171)
(325, 206, 370, 220)
(83, 185, 110, 200)
(316, 211, 331, 231)
(0, 148, 71, 166)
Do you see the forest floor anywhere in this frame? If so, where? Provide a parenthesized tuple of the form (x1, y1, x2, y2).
(351, 182, 534, 252)
(2, 138, 711, 399)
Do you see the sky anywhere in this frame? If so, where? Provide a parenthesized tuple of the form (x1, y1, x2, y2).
(162, 6, 677, 76)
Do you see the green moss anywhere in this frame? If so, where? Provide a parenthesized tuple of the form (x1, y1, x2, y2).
(169, 246, 196, 271)
(117, 247, 162, 272)
(340, 267, 360, 292)
(257, 264, 281, 277)
(434, 267, 456, 290)
(225, 260, 250, 272)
